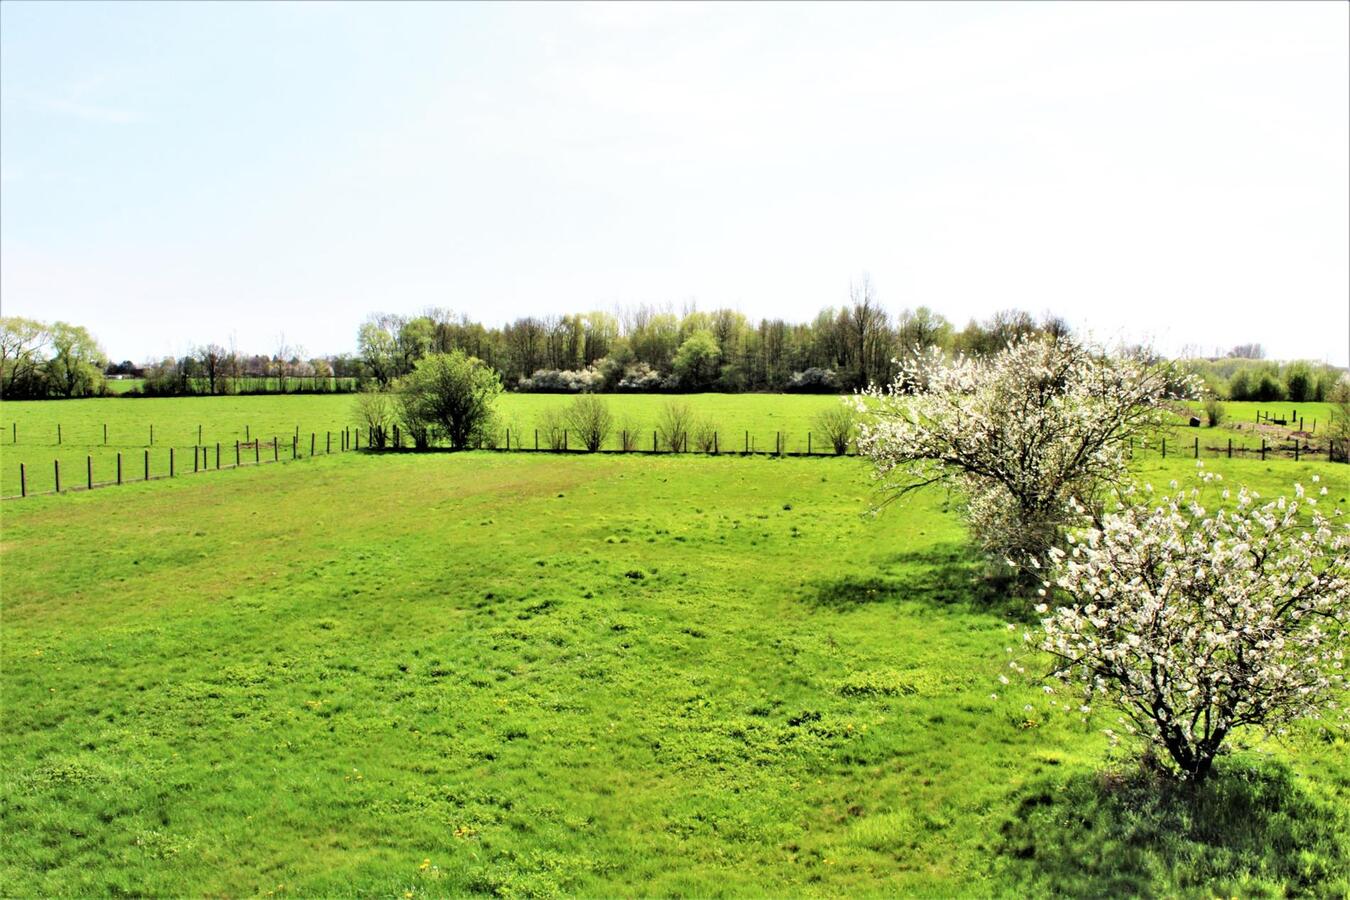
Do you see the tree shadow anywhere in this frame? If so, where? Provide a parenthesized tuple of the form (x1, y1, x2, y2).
(997, 758, 1350, 897)
(807, 543, 1033, 620)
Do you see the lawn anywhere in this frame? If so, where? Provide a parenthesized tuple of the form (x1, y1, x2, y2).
(1, 451, 1346, 896)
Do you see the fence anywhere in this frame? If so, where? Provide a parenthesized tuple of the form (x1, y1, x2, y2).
(5, 423, 1346, 501)
(4, 427, 364, 500)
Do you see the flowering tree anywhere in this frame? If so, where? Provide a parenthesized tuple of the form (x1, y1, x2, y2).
(857, 336, 1185, 565)
(1032, 471, 1348, 783)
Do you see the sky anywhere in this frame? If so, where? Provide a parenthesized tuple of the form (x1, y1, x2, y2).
(2, 1, 1347, 365)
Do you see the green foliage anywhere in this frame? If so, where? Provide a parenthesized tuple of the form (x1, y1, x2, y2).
(395, 351, 502, 450)
(813, 404, 857, 454)
(564, 395, 613, 452)
(1203, 397, 1224, 427)
(671, 330, 721, 390)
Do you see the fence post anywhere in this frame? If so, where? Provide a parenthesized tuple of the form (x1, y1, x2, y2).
(1160, 438, 1166, 458)
(11, 423, 15, 443)
(745, 430, 749, 453)
(777, 432, 781, 456)
(535, 429, 539, 451)
(326, 432, 331, 454)
(194, 446, 199, 473)
(621, 430, 626, 452)
(311, 433, 316, 456)
(653, 430, 658, 453)
(1294, 443, 1300, 462)
(55, 460, 60, 492)
(1194, 437, 1198, 458)
(564, 430, 568, 452)
(808, 432, 812, 455)
(714, 432, 718, 455)
(150, 424, 154, 445)
(255, 440, 260, 464)
(19, 463, 25, 497)
(88, 455, 93, 490)
(1260, 439, 1266, 461)
(170, 447, 175, 477)
(216, 442, 221, 469)
(58, 423, 62, 444)
(293, 435, 298, 459)
(236, 441, 241, 467)
(117, 454, 122, 485)
(144, 449, 149, 481)
(246, 425, 251, 443)
(274, 437, 279, 462)
(355, 430, 360, 450)
(1227, 438, 1232, 458)
(103, 423, 107, 445)
(198, 424, 202, 444)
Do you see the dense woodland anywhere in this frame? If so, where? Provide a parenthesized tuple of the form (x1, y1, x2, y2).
(1, 291, 1344, 401)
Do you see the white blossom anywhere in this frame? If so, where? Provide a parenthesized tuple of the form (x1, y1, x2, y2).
(1031, 474, 1349, 782)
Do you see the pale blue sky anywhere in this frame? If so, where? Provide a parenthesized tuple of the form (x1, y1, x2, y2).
(2, 1, 1346, 364)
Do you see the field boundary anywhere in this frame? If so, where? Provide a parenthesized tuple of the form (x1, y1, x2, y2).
(4, 427, 1345, 501)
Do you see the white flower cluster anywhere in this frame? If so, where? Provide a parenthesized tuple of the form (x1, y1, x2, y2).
(1035, 467, 1349, 781)
(856, 336, 1190, 563)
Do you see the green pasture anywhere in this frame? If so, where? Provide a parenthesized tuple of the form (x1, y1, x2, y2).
(0, 394, 852, 496)
(1, 393, 1343, 497)
(1, 452, 1346, 896)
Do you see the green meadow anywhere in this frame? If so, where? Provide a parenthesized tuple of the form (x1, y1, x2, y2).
(0, 394, 851, 496)
(0, 393, 1339, 498)
(2, 443, 1347, 896)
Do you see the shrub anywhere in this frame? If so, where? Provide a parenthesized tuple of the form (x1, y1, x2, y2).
(692, 419, 719, 453)
(1030, 470, 1348, 782)
(617, 417, 640, 452)
(537, 406, 567, 451)
(1284, 364, 1314, 403)
(814, 404, 857, 454)
(1204, 398, 1224, 427)
(657, 401, 693, 452)
(518, 367, 605, 393)
(858, 336, 1188, 567)
(394, 351, 502, 450)
(566, 395, 613, 452)
(787, 367, 841, 392)
(353, 389, 392, 448)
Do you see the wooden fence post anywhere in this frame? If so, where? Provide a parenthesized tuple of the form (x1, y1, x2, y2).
(170, 447, 175, 477)
(195, 446, 199, 473)
(255, 440, 260, 464)
(714, 431, 718, 455)
(1294, 442, 1300, 462)
(144, 449, 150, 481)
(1260, 439, 1266, 461)
(564, 430, 568, 452)
(54, 460, 60, 492)
(293, 435, 298, 459)
(235, 441, 241, 467)
(11, 423, 15, 443)
(216, 442, 221, 469)
(103, 423, 107, 445)
(808, 432, 812, 455)
(1194, 437, 1198, 458)
(198, 424, 202, 444)
(274, 437, 279, 462)
(326, 432, 331, 454)
(246, 425, 251, 443)
(117, 454, 122, 485)
(1227, 438, 1232, 458)
(88, 455, 93, 490)
(745, 430, 749, 453)
(653, 430, 658, 453)
(57, 424, 62, 444)
(150, 424, 154, 445)
(311, 433, 316, 456)
(19, 462, 25, 497)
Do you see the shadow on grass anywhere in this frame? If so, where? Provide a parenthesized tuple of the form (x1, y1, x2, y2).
(808, 543, 1033, 620)
(997, 757, 1350, 897)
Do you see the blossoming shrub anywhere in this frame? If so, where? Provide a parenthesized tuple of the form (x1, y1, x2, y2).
(857, 336, 1185, 565)
(1033, 470, 1348, 782)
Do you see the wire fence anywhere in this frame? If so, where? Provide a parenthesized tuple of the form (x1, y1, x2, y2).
(3, 425, 1345, 501)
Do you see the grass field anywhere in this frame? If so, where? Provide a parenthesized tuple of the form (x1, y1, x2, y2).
(2, 449, 1347, 896)
(0, 394, 851, 497)
(0, 394, 1342, 498)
